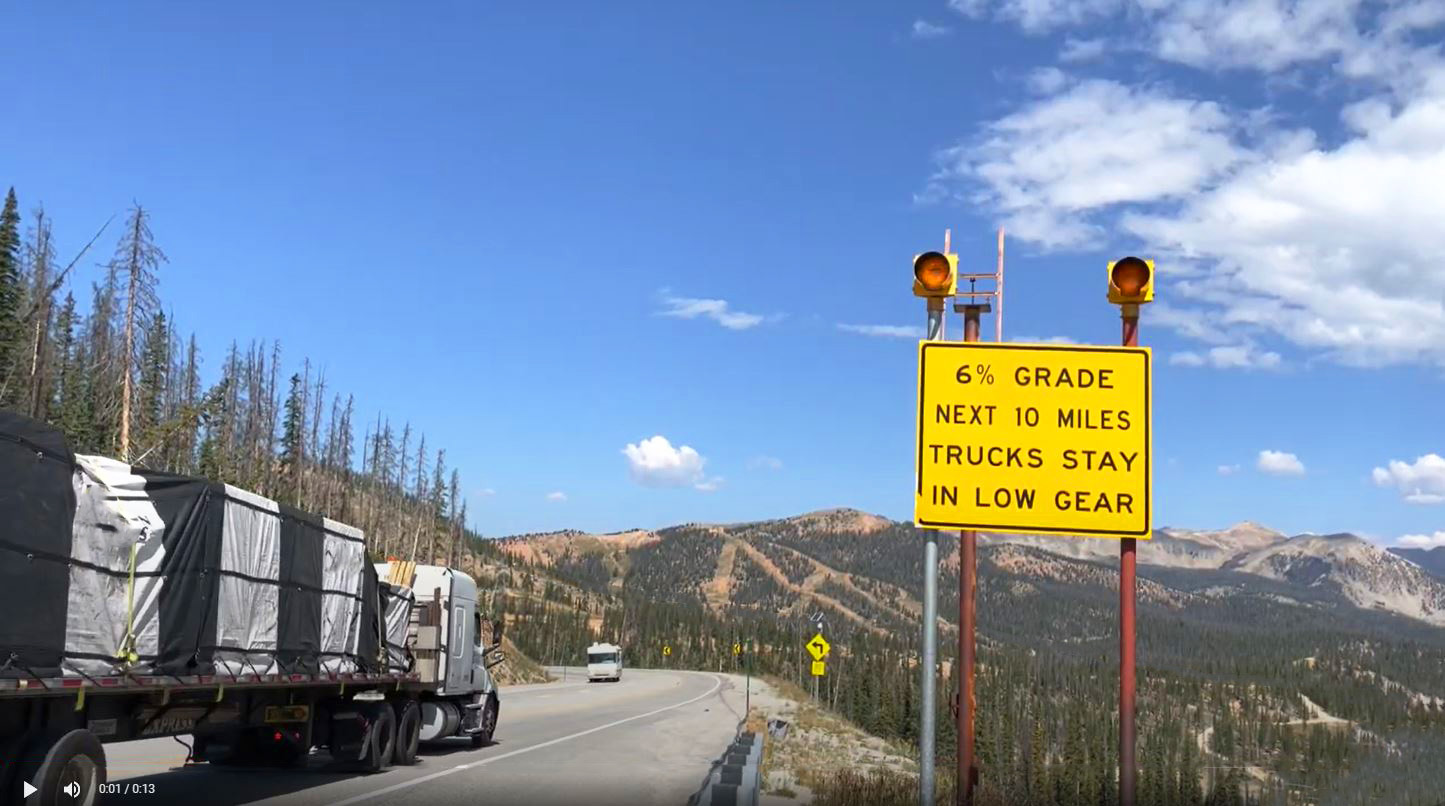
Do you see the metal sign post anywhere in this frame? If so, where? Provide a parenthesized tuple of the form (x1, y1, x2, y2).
(915, 230, 952, 806)
(953, 303, 990, 806)
(1105, 255, 1154, 806)
(1120, 302, 1140, 806)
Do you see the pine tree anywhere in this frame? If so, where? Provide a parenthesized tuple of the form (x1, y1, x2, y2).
(0, 188, 21, 406)
(1062, 712, 1085, 806)
(1179, 733, 1203, 806)
(85, 268, 122, 453)
(1029, 713, 1047, 803)
(280, 373, 305, 501)
(52, 293, 92, 445)
(135, 310, 169, 461)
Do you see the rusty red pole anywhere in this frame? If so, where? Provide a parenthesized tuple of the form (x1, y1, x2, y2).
(957, 304, 987, 806)
(1119, 303, 1139, 806)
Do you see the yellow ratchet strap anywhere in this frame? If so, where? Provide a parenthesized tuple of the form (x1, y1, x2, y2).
(115, 542, 141, 669)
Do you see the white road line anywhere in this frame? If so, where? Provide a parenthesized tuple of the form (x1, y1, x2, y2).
(326, 673, 724, 806)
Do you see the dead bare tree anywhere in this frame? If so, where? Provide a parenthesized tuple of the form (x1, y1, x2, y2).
(114, 204, 166, 461)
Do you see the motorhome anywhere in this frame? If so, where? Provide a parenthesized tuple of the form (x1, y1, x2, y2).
(586, 642, 623, 682)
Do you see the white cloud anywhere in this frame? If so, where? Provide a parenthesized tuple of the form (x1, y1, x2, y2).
(694, 477, 724, 493)
(837, 323, 925, 339)
(1258, 450, 1306, 476)
(1372, 454, 1445, 504)
(1026, 66, 1070, 94)
(1398, 531, 1445, 549)
(948, 1, 1435, 82)
(911, 19, 950, 39)
(622, 435, 716, 490)
(1011, 334, 1076, 344)
(657, 293, 766, 330)
(948, 0, 1118, 34)
(1059, 36, 1108, 63)
(476, 488, 496, 497)
(922, 8, 1445, 367)
(546, 491, 567, 502)
(1218, 464, 1241, 476)
(1169, 344, 1282, 370)
(926, 79, 1242, 250)
(747, 455, 784, 471)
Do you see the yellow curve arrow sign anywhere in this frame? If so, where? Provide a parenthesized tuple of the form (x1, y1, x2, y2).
(806, 632, 830, 661)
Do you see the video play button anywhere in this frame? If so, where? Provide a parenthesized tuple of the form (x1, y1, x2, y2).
(22, 780, 37, 798)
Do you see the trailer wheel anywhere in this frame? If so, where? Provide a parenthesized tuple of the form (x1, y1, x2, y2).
(31, 729, 105, 806)
(470, 694, 498, 748)
(359, 702, 396, 773)
(393, 701, 421, 766)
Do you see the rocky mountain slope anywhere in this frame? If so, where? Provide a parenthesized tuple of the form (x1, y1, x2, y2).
(1388, 545, 1445, 579)
(496, 509, 1445, 629)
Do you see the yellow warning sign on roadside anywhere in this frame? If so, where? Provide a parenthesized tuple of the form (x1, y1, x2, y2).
(915, 342, 1152, 538)
(733, 642, 742, 655)
(662, 645, 672, 657)
(811, 661, 826, 677)
(806, 633, 830, 661)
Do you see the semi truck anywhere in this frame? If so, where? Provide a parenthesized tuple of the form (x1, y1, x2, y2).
(0, 412, 507, 805)
(586, 643, 623, 682)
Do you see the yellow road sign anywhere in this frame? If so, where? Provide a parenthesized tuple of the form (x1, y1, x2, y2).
(806, 633, 830, 661)
(662, 645, 672, 657)
(733, 642, 742, 655)
(811, 661, 826, 676)
(915, 342, 1152, 537)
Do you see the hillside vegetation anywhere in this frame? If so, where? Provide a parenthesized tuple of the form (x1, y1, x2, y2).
(492, 511, 1445, 805)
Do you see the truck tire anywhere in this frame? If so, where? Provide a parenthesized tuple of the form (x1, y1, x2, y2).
(394, 701, 421, 766)
(31, 729, 106, 806)
(470, 694, 498, 748)
(360, 702, 396, 773)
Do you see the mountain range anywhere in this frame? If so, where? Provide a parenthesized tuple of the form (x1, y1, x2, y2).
(492, 509, 1445, 632)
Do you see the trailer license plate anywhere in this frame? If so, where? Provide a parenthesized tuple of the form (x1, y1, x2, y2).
(264, 705, 310, 723)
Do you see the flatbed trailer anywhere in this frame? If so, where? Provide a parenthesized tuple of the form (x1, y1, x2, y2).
(0, 413, 505, 805)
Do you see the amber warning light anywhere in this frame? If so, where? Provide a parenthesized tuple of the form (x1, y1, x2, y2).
(1107, 256, 1154, 304)
(913, 251, 959, 298)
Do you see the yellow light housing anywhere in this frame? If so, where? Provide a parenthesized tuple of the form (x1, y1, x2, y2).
(1107, 256, 1155, 304)
(913, 251, 959, 297)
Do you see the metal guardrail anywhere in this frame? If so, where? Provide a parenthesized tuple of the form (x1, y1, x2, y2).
(690, 727, 763, 806)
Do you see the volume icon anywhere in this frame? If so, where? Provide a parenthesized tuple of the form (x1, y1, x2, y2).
(62, 781, 81, 798)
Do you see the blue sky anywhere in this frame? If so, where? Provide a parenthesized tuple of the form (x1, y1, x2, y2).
(3, 1, 1443, 545)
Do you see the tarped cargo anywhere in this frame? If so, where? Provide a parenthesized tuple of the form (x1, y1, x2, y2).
(380, 581, 416, 674)
(0, 412, 392, 679)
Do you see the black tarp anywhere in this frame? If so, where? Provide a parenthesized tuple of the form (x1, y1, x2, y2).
(356, 560, 381, 672)
(0, 412, 75, 678)
(136, 469, 224, 676)
(277, 504, 325, 675)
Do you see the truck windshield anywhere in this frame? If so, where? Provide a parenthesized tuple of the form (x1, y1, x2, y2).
(588, 652, 618, 664)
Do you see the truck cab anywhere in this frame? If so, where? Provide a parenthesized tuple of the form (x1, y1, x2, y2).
(586, 642, 623, 682)
(375, 563, 505, 746)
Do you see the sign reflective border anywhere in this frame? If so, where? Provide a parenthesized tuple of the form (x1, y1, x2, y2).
(915, 341, 1152, 538)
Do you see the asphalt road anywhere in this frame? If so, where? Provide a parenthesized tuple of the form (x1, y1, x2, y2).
(97, 668, 744, 806)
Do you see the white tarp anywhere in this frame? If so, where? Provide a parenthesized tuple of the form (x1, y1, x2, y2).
(320, 518, 366, 673)
(382, 582, 415, 673)
(215, 487, 282, 675)
(64, 455, 166, 676)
